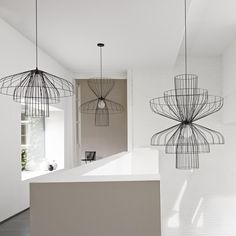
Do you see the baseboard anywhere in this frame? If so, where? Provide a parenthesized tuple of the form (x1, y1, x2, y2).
(0, 208, 30, 224)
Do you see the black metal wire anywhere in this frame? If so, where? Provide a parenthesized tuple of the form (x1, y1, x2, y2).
(176, 152, 199, 169)
(80, 78, 123, 126)
(95, 102, 109, 126)
(184, 0, 187, 75)
(80, 44, 124, 126)
(150, 75, 224, 169)
(0, 69, 73, 117)
(150, 0, 224, 169)
(0, 0, 74, 117)
(88, 78, 115, 99)
(100, 45, 103, 96)
(35, 0, 38, 68)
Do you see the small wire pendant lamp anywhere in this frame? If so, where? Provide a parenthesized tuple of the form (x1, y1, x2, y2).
(0, 0, 74, 117)
(150, 0, 224, 169)
(80, 43, 123, 126)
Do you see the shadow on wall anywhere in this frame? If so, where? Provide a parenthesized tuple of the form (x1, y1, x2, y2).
(160, 123, 236, 236)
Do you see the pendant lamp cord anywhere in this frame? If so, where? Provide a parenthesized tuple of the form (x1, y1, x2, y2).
(100, 45, 103, 97)
(184, 0, 187, 75)
(35, 0, 38, 69)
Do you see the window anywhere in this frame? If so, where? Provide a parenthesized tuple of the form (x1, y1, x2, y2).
(21, 110, 46, 172)
(21, 106, 65, 180)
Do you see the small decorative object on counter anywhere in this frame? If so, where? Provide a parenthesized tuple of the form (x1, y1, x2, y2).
(48, 165, 54, 171)
(21, 149, 27, 171)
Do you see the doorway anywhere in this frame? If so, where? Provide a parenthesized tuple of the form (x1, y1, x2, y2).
(75, 79, 128, 163)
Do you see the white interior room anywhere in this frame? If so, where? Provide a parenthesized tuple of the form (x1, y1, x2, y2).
(0, 0, 236, 236)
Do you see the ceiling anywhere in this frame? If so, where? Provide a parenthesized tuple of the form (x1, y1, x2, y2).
(0, 0, 186, 73)
(179, 0, 236, 56)
(0, 0, 236, 73)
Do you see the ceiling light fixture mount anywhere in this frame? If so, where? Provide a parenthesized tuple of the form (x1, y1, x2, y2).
(97, 43, 105, 47)
(0, 0, 74, 117)
(80, 43, 123, 126)
(150, 0, 224, 170)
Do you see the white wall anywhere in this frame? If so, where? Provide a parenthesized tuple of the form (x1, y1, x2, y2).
(45, 110, 64, 169)
(0, 18, 74, 221)
(132, 68, 173, 148)
(131, 56, 236, 236)
(222, 39, 236, 123)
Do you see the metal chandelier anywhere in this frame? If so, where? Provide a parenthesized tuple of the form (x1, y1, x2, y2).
(0, 0, 74, 117)
(80, 43, 123, 126)
(150, 0, 224, 169)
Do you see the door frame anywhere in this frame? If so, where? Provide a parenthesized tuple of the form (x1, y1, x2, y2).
(73, 70, 133, 165)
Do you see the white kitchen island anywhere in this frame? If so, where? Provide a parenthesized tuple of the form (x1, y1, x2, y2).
(30, 148, 161, 236)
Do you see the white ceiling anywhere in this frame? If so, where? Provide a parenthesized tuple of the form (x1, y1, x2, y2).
(0, 0, 236, 73)
(179, 0, 236, 56)
(0, 0, 186, 73)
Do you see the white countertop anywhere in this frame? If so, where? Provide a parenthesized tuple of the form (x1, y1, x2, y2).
(31, 148, 160, 183)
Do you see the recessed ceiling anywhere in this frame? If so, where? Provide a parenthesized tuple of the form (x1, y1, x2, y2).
(0, 0, 187, 73)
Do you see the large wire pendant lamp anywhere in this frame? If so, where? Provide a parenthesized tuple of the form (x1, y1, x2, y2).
(150, 0, 224, 169)
(0, 0, 74, 117)
(80, 43, 123, 126)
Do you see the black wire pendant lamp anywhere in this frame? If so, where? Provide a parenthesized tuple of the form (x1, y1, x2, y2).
(80, 43, 123, 126)
(150, 0, 224, 169)
(0, 0, 74, 117)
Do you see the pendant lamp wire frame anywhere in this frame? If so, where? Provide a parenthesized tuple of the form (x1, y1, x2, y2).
(149, 0, 224, 169)
(80, 43, 124, 126)
(0, 0, 74, 117)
